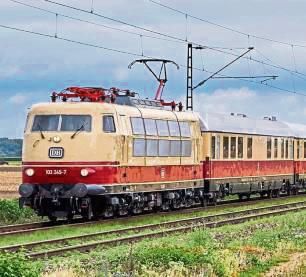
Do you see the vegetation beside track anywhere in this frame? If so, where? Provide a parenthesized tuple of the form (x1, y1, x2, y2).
(0, 252, 41, 277)
(0, 196, 305, 276)
(41, 210, 306, 276)
(0, 199, 37, 225)
(0, 195, 305, 249)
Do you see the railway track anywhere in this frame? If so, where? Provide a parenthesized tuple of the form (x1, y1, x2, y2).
(0, 194, 303, 237)
(1, 200, 304, 259)
(1, 193, 305, 237)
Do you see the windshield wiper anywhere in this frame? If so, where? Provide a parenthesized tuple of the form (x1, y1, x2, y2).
(71, 121, 88, 139)
(37, 123, 45, 139)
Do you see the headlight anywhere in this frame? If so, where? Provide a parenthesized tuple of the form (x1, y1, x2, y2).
(19, 184, 36, 197)
(80, 169, 89, 177)
(25, 168, 35, 177)
(53, 136, 61, 143)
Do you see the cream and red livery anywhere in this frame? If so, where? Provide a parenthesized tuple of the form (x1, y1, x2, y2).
(19, 87, 306, 220)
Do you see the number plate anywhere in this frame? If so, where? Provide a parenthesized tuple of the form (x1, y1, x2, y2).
(48, 147, 64, 159)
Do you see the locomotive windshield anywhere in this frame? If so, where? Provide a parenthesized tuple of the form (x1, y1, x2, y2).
(32, 115, 91, 132)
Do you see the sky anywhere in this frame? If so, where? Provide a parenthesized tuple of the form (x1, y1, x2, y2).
(0, 0, 306, 138)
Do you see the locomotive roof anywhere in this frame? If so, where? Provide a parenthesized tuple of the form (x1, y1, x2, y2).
(29, 102, 200, 122)
(200, 112, 306, 138)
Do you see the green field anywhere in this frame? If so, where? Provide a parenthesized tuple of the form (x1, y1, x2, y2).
(0, 157, 21, 165)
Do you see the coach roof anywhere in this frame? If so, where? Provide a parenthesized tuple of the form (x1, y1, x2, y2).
(200, 112, 306, 138)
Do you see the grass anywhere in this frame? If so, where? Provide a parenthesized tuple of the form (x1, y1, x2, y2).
(8, 161, 21, 166)
(41, 209, 306, 276)
(0, 199, 39, 225)
(1, 195, 305, 250)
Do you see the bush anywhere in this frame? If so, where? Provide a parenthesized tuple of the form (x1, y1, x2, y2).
(0, 199, 35, 223)
(0, 252, 41, 277)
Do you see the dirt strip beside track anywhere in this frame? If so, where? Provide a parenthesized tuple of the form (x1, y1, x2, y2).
(0, 166, 21, 199)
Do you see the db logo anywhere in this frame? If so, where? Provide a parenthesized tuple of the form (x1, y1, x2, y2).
(160, 168, 165, 178)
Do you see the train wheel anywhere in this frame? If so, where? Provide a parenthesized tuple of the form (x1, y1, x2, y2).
(48, 215, 57, 222)
(185, 198, 193, 208)
(276, 189, 281, 198)
(238, 194, 244, 201)
(201, 197, 208, 207)
(67, 213, 74, 222)
(267, 190, 272, 199)
(211, 195, 217, 206)
(118, 207, 129, 216)
(103, 206, 114, 218)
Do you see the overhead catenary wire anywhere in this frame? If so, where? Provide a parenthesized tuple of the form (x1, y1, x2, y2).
(1, 23, 306, 98)
(0, 24, 145, 57)
(7, 0, 186, 45)
(148, 0, 306, 49)
(9, 0, 249, 51)
(39, 0, 306, 82)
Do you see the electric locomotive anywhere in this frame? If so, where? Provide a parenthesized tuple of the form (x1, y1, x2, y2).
(19, 86, 207, 220)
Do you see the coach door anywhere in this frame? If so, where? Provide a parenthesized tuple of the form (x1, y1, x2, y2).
(118, 115, 129, 183)
(120, 115, 129, 164)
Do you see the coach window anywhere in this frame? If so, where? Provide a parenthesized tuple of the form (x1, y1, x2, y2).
(182, 140, 192, 157)
(247, 137, 253, 159)
(146, 139, 158, 156)
(170, 140, 181, 156)
(223, 137, 229, 159)
(230, 137, 236, 159)
(211, 136, 216, 159)
(103, 115, 116, 133)
(274, 138, 278, 158)
(131, 117, 145, 135)
(159, 140, 170, 157)
(285, 140, 289, 159)
(179, 122, 191, 137)
(156, 120, 169, 136)
(304, 141, 306, 159)
(238, 137, 243, 158)
(216, 136, 220, 159)
(168, 121, 180, 137)
(267, 138, 272, 159)
(133, 138, 145, 157)
(289, 140, 293, 159)
(144, 119, 157, 136)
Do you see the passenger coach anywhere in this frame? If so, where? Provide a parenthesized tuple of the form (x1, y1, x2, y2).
(201, 112, 306, 199)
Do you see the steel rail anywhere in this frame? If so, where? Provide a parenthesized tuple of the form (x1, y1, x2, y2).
(0, 193, 304, 237)
(1, 201, 305, 256)
(26, 203, 306, 259)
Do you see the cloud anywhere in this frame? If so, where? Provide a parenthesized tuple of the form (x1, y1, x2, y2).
(193, 86, 306, 126)
(1, 0, 306, 137)
(0, 66, 21, 80)
(8, 93, 27, 105)
(113, 66, 130, 81)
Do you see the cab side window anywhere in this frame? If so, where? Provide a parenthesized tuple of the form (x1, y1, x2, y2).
(103, 115, 116, 133)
